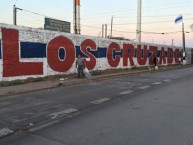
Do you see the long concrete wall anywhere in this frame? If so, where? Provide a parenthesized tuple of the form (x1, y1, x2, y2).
(0, 23, 182, 81)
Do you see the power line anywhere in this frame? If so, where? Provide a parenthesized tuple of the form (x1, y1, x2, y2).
(21, 10, 42, 22)
(22, 8, 49, 18)
(13, 5, 192, 45)
(16, 5, 193, 29)
(80, 1, 193, 18)
(81, 24, 185, 35)
(14, 0, 19, 5)
(19, 8, 191, 36)
(17, 7, 58, 20)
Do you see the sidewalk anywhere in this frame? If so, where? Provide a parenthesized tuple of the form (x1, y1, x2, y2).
(0, 65, 192, 97)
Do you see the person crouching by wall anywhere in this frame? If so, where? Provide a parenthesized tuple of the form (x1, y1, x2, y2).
(153, 54, 158, 70)
(153, 55, 157, 66)
(76, 55, 85, 78)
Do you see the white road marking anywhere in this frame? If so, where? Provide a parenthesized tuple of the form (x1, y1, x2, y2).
(0, 102, 12, 106)
(0, 128, 14, 137)
(119, 87, 128, 89)
(49, 108, 78, 119)
(139, 86, 150, 89)
(91, 98, 111, 105)
(163, 79, 171, 82)
(89, 82, 101, 86)
(121, 82, 132, 84)
(108, 85, 116, 88)
(120, 90, 133, 95)
(152, 82, 162, 85)
(29, 120, 59, 132)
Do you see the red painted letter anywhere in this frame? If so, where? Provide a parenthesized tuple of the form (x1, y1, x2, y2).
(123, 44, 135, 67)
(2, 28, 43, 77)
(137, 45, 147, 65)
(47, 36, 75, 72)
(107, 42, 121, 67)
(167, 48, 174, 64)
(159, 47, 166, 64)
(149, 46, 158, 65)
(81, 39, 97, 70)
(174, 49, 180, 63)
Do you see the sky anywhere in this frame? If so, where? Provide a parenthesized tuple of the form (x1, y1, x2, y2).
(0, 0, 193, 47)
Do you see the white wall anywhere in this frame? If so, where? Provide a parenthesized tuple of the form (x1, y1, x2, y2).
(0, 23, 182, 81)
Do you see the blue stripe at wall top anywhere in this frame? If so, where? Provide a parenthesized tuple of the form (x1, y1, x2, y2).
(157, 50, 161, 57)
(0, 41, 1, 59)
(19, 42, 171, 59)
(148, 50, 161, 58)
(20, 42, 46, 58)
(97, 47, 107, 58)
(76, 46, 107, 58)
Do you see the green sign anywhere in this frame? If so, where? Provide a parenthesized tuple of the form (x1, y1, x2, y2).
(44, 17, 71, 33)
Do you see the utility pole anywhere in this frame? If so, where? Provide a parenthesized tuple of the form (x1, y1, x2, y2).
(13, 5, 17, 25)
(77, 0, 80, 34)
(74, 0, 80, 34)
(110, 16, 113, 38)
(102, 24, 104, 38)
(13, 5, 22, 25)
(182, 22, 186, 65)
(105, 24, 107, 38)
(136, 0, 142, 43)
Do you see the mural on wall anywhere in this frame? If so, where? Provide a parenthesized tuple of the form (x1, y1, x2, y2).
(0, 23, 182, 81)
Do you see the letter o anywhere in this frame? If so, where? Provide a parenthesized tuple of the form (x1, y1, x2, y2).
(47, 36, 75, 72)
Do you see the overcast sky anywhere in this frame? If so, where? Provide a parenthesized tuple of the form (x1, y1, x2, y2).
(0, 0, 193, 47)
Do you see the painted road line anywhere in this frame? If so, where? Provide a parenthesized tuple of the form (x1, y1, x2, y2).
(152, 82, 162, 85)
(120, 90, 133, 95)
(0, 102, 12, 106)
(119, 87, 128, 89)
(91, 98, 111, 105)
(163, 79, 171, 82)
(139, 86, 150, 89)
(89, 82, 101, 86)
(108, 85, 116, 88)
(0, 128, 14, 138)
(29, 120, 59, 132)
(49, 108, 78, 119)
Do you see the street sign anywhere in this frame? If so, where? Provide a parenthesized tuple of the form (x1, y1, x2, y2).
(44, 17, 71, 33)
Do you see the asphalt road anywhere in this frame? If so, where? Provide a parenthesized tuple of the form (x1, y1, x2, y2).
(0, 67, 193, 145)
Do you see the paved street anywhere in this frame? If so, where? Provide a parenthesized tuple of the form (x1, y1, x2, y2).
(0, 67, 193, 145)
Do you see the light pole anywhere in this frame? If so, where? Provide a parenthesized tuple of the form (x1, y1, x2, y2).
(102, 24, 104, 38)
(13, 5, 16, 25)
(74, 0, 81, 34)
(110, 16, 113, 38)
(182, 23, 186, 65)
(13, 5, 22, 25)
(105, 24, 107, 38)
(136, 0, 142, 43)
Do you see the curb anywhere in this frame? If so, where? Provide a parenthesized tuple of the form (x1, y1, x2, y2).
(0, 65, 192, 97)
